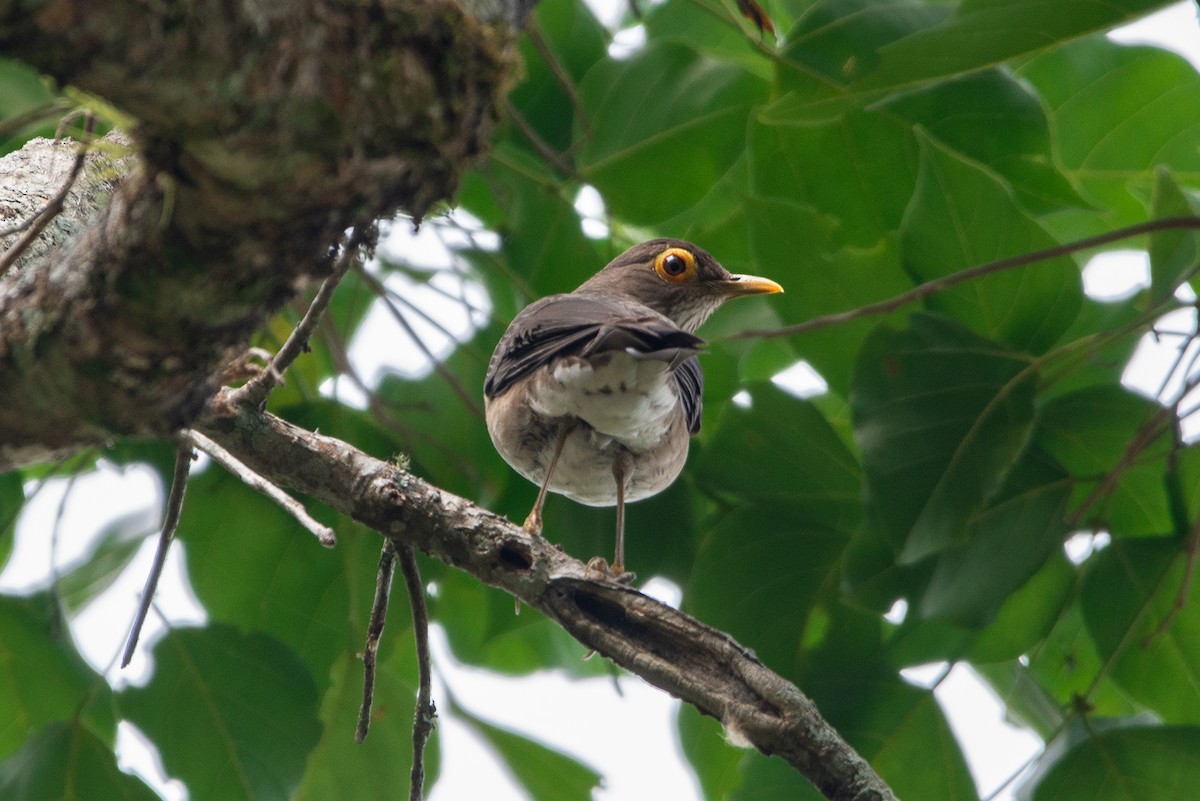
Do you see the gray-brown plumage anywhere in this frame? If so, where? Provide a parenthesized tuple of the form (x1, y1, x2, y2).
(484, 238, 782, 575)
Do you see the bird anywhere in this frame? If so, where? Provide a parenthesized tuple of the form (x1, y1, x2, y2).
(484, 239, 783, 577)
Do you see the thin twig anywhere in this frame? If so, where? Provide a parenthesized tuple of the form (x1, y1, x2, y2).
(121, 436, 193, 668)
(0, 116, 96, 272)
(383, 283, 489, 366)
(356, 539, 398, 743)
(397, 544, 435, 801)
(357, 266, 485, 419)
(1141, 513, 1200, 645)
(1066, 406, 1175, 529)
(502, 96, 575, 176)
(723, 216, 1200, 342)
(186, 429, 336, 547)
(233, 228, 368, 408)
(526, 21, 589, 143)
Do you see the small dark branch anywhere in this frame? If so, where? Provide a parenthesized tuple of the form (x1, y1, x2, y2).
(1142, 513, 1200, 646)
(383, 283, 489, 366)
(121, 435, 192, 668)
(527, 21, 589, 144)
(726, 216, 1200, 342)
(234, 229, 370, 408)
(397, 544, 436, 801)
(502, 97, 575, 176)
(357, 539, 398, 743)
(0, 115, 95, 272)
(357, 266, 485, 419)
(1067, 406, 1175, 529)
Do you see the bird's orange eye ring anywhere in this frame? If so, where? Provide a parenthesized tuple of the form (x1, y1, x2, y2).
(654, 247, 696, 283)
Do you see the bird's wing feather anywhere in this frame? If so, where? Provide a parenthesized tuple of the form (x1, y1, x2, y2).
(485, 294, 704, 434)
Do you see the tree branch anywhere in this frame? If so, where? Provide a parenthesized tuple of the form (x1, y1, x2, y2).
(197, 389, 897, 801)
(0, 0, 517, 469)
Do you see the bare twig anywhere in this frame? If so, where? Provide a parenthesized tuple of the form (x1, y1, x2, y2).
(186, 429, 336, 547)
(0, 116, 96, 272)
(1066, 406, 1175, 529)
(724, 216, 1200, 342)
(398, 544, 436, 801)
(356, 539, 398, 743)
(121, 436, 192, 668)
(357, 266, 485, 419)
(233, 228, 369, 408)
(1142, 513, 1200, 645)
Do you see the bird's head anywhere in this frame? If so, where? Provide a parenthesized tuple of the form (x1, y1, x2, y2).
(575, 238, 783, 332)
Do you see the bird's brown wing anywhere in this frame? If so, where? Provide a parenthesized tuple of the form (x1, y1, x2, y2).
(484, 295, 704, 434)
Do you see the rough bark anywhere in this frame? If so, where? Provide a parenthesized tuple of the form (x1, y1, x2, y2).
(198, 388, 898, 801)
(0, 0, 517, 467)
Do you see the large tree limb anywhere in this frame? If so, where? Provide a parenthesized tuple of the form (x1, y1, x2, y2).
(0, 0, 518, 467)
(197, 388, 898, 801)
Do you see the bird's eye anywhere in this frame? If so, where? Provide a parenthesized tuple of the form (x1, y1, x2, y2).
(654, 247, 696, 283)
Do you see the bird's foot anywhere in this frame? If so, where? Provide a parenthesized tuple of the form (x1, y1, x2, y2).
(522, 510, 543, 536)
(585, 556, 636, 585)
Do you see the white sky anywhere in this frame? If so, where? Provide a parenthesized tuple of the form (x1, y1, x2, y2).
(3, 3, 1200, 800)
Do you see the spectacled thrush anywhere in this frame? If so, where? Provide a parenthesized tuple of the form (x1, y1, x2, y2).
(484, 239, 783, 575)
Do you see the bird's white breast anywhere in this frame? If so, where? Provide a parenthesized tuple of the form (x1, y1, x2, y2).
(529, 351, 678, 452)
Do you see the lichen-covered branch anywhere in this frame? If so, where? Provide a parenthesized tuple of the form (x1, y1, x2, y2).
(0, 0, 518, 468)
(197, 389, 898, 801)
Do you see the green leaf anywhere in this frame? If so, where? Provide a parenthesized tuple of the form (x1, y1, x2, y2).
(179, 463, 391, 685)
(758, 670, 977, 801)
(1030, 725, 1200, 801)
(1148, 168, 1200, 300)
(119, 624, 322, 801)
(686, 504, 851, 676)
(56, 509, 152, 614)
(0, 471, 22, 571)
(748, 112, 917, 249)
(917, 446, 1070, 627)
(1027, 601, 1138, 719)
(742, 195, 913, 394)
(0, 58, 56, 154)
(851, 313, 1038, 563)
(878, 69, 1085, 214)
(677, 705, 745, 801)
(0, 594, 113, 760)
(1035, 386, 1173, 537)
(901, 130, 1082, 353)
(969, 553, 1076, 663)
(1017, 37, 1200, 231)
(1081, 539, 1200, 723)
(452, 699, 602, 801)
(0, 722, 158, 801)
(578, 43, 769, 223)
(862, 0, 1175, 90)
(506, 0, 608, 156)
(295, 635, 436, 801)
(695, 383, 862, 517)
(434, 566, 606, 677)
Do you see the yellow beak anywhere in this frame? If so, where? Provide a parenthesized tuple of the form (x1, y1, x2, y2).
(720, 273, 784, 296)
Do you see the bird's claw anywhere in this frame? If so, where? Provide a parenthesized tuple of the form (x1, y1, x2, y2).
(522, 510, 543, 536)
(585, 556, 636, 585)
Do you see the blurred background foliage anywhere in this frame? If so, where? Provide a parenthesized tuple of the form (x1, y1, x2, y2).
(4, 0, 1200, 799)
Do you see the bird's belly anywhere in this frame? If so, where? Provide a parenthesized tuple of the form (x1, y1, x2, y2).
(549, 427, 686, 506)
(484, 354, 691, 508)
(529, 352, 678, 451)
